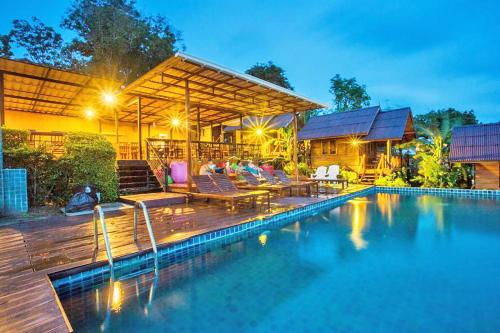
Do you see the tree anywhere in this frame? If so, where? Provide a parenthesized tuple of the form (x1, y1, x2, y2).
(1, 0, 182, 83)
(245, 61, 293, 90)
(0, 34, 13, 57)
(329, 74, 370, 112)
(414, 108, 478, 142)
(8, 17, 68, 67)
(61, 0, 182, 82)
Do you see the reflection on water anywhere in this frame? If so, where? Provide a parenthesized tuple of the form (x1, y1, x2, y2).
(376, 193, 400, 226)
(417, 195, 446, 233)
(348, 199, 369, 250)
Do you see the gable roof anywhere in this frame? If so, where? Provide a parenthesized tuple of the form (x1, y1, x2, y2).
(297, 106, 380, 140)
(449, 122, 500, 162)
(224, 114, 293, 132)
(364, 107, 413, 141)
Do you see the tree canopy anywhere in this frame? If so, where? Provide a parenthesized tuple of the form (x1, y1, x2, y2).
(1, 0, 183, 83)
(414, 108, 478, 141)
(329, 74, 371, 112)
(245, 61, 293, 90)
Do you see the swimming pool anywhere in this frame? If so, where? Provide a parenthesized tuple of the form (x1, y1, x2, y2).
(54, 191, 500, 332)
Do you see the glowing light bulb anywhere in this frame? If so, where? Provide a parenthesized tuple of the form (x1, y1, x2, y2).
(256, 128, 263, 136)
(102, 92, 116, 105)
(84, 108, 95, 119)
(171, 118, 180, 127)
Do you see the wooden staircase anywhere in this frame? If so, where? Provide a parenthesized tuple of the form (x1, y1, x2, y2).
(117, 160, 162, 195)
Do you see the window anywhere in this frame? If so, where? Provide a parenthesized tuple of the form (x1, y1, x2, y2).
(321, 139, 337, 155)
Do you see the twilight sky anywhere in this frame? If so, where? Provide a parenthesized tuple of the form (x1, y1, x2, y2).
(1, 0, 499, 122)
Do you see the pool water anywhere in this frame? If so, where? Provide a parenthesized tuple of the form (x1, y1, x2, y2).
(57, 193, 500, 332)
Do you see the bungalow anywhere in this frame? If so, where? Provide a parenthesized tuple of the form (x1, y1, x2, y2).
(298, 106, 415, 183)
(449, 122, 500, 189)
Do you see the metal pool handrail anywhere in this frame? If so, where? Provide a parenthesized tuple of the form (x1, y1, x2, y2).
(93, 205, 114, 269)
(133, 201, 159, 266)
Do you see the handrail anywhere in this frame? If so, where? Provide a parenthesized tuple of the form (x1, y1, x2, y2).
(133, 200, 158, 266)
(93, 205, 114, 269)
(146, 139, 169, 191)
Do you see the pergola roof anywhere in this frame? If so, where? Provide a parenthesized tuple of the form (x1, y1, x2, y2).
(0, 57, 120, 119)
(121, 52, 327, 126)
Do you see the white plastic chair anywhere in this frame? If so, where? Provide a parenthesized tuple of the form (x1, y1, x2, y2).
(325, 165, 340, 180)
(310, 166, 327, 179)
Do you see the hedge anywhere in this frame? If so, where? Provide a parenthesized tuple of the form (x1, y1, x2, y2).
(2, 129, 118, 206)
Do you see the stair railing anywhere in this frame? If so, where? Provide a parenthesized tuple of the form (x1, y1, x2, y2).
(146, 139, 169, 191)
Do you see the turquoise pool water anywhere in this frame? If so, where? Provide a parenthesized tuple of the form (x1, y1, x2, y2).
(57, 193, 500, 332)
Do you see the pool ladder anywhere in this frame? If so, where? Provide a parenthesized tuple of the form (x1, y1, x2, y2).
(134, 200, 159, 268)
(93, 205, 114, 269)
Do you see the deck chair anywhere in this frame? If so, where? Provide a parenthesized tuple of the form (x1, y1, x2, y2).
(239, 172, 291, 197)
(191, 175, 267, 211)
(326, 165, 340, 180)
(310, 166, 327, 180)
(274, 170, 317, 197)
(209, 174, 270, 210)
(259, 170, 293, 196)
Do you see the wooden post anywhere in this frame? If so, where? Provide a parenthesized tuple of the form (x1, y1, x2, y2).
(239, 114, 243, 144)
(185, 80, 192, 191)
(137, 97, 143, 160)
(220, 122, 224, 143)
(386, 139, 391, 167)
(293, 111, 299, 181)
(114, 109, 119, 144)
(197, 107, 201, 141)
(0, 73, 4, 126)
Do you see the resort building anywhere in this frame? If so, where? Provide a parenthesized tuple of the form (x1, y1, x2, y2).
(0, 53, 326, 195)
(298, 106, 415, 183)
(450, 122, 500, 189)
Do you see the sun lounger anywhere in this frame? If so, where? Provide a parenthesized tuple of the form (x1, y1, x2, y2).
(274, 170, 318, 196)
(191, 175, 269, 211)
(239, 171, 292, 197)
(209, 174, 270, 210)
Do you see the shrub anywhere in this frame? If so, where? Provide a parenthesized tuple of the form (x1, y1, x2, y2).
(2, 130, 118, 206)
(374, 169, 410, 187)
(340, 169, 359, 184)
(2, 128, 30, 150)
(63, 133, 118, 202)
(283, 161, 314, 176)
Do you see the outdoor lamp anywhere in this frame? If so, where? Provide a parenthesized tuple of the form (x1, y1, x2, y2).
(256, 128, 263, 136)
(102, 92, 116, 105)
(171, 118, 180, 127)
(84, 107, 95, 119)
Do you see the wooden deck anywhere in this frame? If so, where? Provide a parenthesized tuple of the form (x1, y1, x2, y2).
(0, 185, 370, 333)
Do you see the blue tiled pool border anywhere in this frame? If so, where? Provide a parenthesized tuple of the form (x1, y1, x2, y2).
(51, 185, 500, 291)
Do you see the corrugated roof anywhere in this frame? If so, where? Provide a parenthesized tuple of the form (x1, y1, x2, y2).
(364, 107, 412, 140)
(449, 122, 500, 162)
(224, 114, 293, 132)
(297, 106, 380, 140)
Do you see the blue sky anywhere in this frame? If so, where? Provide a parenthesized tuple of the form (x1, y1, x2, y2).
(1, 0, 499, 122)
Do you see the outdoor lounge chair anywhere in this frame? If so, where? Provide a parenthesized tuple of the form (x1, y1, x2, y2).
(310, 166, 328, 180)
(239, 171, 292, 197)
(259, 170, 294, 196)
(274, 170, 318, 197)
(209, 174, 270, 208)
(191, 175, 270, 211)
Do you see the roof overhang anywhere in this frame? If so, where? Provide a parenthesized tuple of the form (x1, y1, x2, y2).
(0, 57, 120, 120)
(120, 52, 327, 126)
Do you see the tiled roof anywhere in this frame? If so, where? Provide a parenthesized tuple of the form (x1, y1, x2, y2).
(449, 122, 500, 162)
(224, 114, 294, 132)
(297, 106, 380, 140)
(364, 107, 412, 140)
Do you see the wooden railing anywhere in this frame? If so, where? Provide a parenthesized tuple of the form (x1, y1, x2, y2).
(28, 131, 65, 156)
(146, 138, 261, 164)
(145, 140, 168, 191)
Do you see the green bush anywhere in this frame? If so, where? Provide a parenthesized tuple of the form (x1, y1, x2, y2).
(374, 169, 410, 187)
(340, 169, 359, 184)
(63, 133, 118, 202)
(2, 130, 118, 206)
(2, 128, 30, 150)
(283, 161, 314, 176)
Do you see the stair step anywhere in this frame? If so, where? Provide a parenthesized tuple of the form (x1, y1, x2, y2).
(119, 186, 163, 195)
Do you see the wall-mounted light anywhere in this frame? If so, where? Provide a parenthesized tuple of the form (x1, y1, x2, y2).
(84, 107, 95, 119)
(171, 117, 180, 127)
(102, 92, 116, 106)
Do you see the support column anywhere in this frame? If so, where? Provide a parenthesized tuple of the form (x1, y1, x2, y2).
(220, 122, 224, 143)
(137, 97, 143, 160)
(386, 139, 391, 167)
(293, 111, 299, 181)
(197, 107, 201, 158)
(185, 80, 192, 191)
(239, 114, 243, 144)
(0, 73, 4, 126)
(114, 109, 119, 144)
